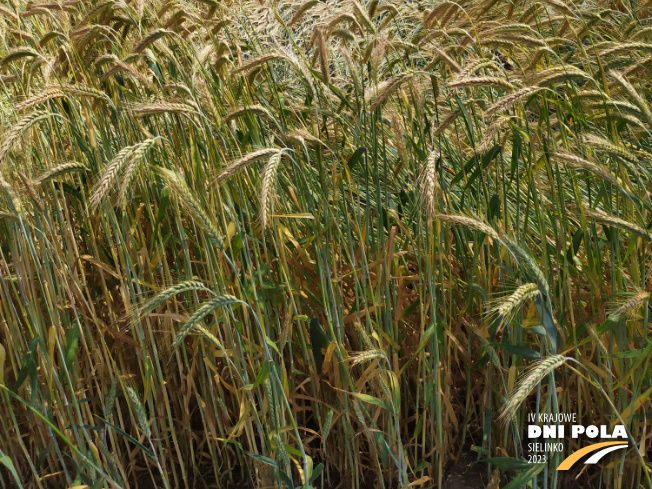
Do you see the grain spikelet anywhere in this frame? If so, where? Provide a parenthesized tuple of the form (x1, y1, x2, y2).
(608, 291, 650, 322)
(218, 148, 281, 182)
(314, 28, 329, 84)
(90, 145, 134, 208)
(260, 151, 283, 230)
(132, 280, 213, 323)
(582, 134, 639, 164)
(289, 0, 319, 26)
(485, 86, 540, 116)
(448, 76, 514, 91)
(491, 283, 539, 324)
(350, 349, 387, 366)
(610, 71, 652, 125)
(367, 73, 414, 111)
(600, 42, 652, 57)
(435, 213, 499, 240)
(0, 177, 22, 215)
(425, 43, 461, 72)
(172, 296, 241, 348)
(500, 355, 567, 422)
(235, 54, 283, 74)
(584, 206, 651, 240)
(131, 28, 170, 54)
(157, 168, 224, 249)
(34, 162, 89, 185)
(124, 386, 151, 438)
(225, 105, 272, 123)
(285, 129, 326, 147)
(552, 152, 625, 190)
(0, 47, 39, 67)
(433, 110, 460, 136)
(476, 115, 511, 153)
(535, 65, 591, 86)
(419, 151, 440, 219)
(0, 111, 54, 165)
(16, 84, 109, 112)
(127, 102, 198, 117)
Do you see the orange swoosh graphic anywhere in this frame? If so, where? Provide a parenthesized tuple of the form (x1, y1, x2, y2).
(557, 441, 628, 470)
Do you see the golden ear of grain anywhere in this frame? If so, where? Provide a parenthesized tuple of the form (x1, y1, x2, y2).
(419, 151, 440, 219)
(485, 86, 540, 117)
(0, 47, 39, 67)
(500, 355, 567, 422)
(490, 283, 539, 326)
(157, 167, 224, 249)
(0, 176, 22, 216)
(476, 115, 511, 153)
(367, 73, 414, 111)
(608, 291, 650, 322)
(260, 151, 283, 230)
(435, 213, 499, 240)
(225, 105, 272, 123)
(0, 111, 54, 166)
(584, 206, 652, 240)
(218, 148, 281, 182)
(448, 76, 515, 91)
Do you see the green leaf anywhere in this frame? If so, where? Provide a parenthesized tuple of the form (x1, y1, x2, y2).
(351, 392, 391, 411)
(486, 457, 532, 471)
(502, 463, 545, 489)
(310, 463, 324, 483)
(97, 415, 156, 460)
(0, 448, 23, 489)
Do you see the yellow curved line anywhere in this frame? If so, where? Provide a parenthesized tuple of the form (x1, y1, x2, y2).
(557, 442, 628, 470)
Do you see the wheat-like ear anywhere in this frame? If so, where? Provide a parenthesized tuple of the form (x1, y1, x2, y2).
(289, 0, 319, 26)
(419, 150, 440, 219)
(89, 145, 134, 208)
(476, 115, 511, 153)
(435, 213, 499, 240)
(366, 73, 414, 111)
(131, 280, 212, 325)
(90, 138, 160, 207)
(131, 28, 170, 54)
(582, 134, 640, 164)
(314, 28, 330, 84)
(448, 76, 514, 90)
(172, 296, 241, 349)
(552, 152, 628, 191)
(225, 105, 273, 123)
(0, 176, 22, 215)
(534, 65, 591, 86)
(500, 354, 568, 422)
(34, 162, 89, 185)
(608, 291, 650, 322)
(433, 109, 460, 136)
(490, 283, 539, 326)
(124, 386, 151, 438)
(0, 47, 39, 67)
(584, 206, 651, 240)
(157, 167, 224, 249)
(485, 86, 540, 117)
(0, 111, 55, 165)
(260, 150, 283, 230)
(349, 349, 387, 366)
(127, 102, 198, 118)
(610, 71, 652, 125)
(217, 148, 281, 182)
